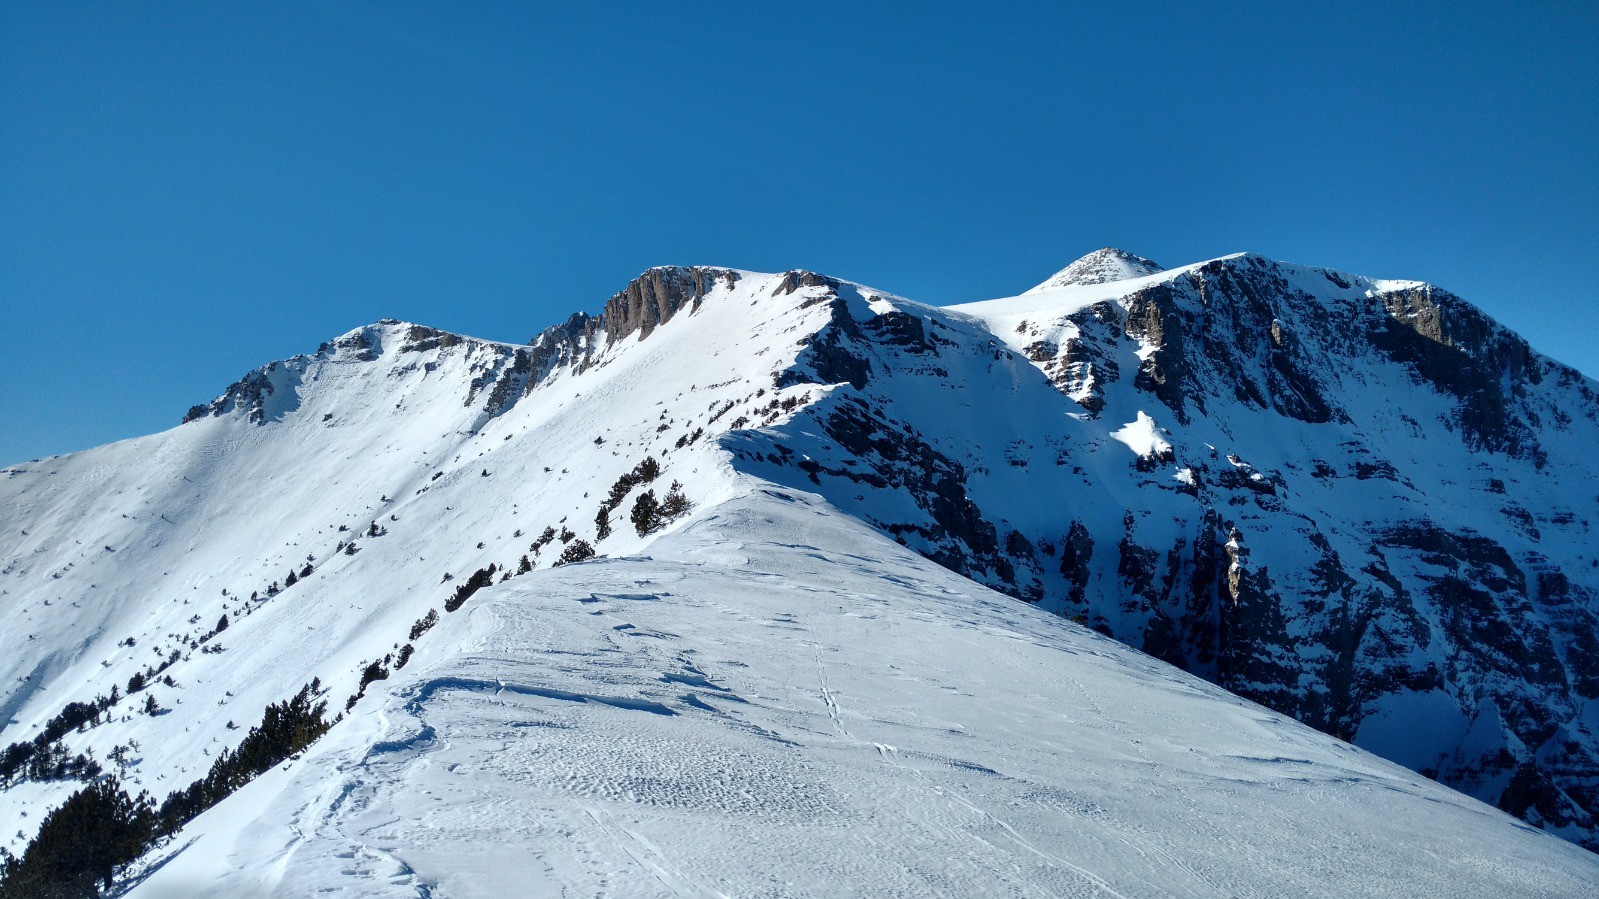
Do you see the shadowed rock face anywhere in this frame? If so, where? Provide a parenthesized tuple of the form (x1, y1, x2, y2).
(1366, 285, 1548, 461)
(723, 255, 1599, 850)
(1115, 258, 1346, 426)
(1124, 282, 1192, 421)
(1027, 255, 1576, 456)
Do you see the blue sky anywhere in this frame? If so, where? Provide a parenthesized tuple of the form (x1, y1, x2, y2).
(3, 1, 1596, 465)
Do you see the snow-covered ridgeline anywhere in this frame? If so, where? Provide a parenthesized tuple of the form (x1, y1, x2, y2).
(3, 249, 1599, 884)
(126, 492, 1599, 897)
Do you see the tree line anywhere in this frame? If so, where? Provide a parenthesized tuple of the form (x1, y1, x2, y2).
(0, 683, 331, 899)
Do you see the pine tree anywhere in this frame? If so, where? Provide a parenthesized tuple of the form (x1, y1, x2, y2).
(637, 455, 661, 482)
(152, 684, 330, 841)
(0, 776, 154, 895)
(661, 481, 691, 519)
(408, 609, 438, 641)
(555, 539, 596, 566)
(630, 490, 661, 536)
(444, 564, 497, 612)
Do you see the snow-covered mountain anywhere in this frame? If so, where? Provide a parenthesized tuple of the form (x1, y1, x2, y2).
(1026, 247, 1165, 291)
(3, 251, 1599, 895)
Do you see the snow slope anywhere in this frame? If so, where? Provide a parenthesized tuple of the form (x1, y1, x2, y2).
(0, 268, 826, 856)
(1025, 248, 1166, 292)
(4, 251, 1599, 893)
(127, 492, 1599, 897)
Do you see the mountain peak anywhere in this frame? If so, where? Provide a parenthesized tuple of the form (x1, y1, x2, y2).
(1026, 248, 1165, 293)
(12, 247, 1599, 888)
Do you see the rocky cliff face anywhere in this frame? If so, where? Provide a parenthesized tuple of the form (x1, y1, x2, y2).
(512, 266, 742, 380)
(725, 251, 1599, 849)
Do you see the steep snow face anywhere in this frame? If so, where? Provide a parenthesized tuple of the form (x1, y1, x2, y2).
(1025, 247, 1166, 292)
(126, 493, 1599, 898)
(4, 249, 1599, 877)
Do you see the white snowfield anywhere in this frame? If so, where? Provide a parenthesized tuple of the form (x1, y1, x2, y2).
(3, 252, 1598, 896)
(128, 493, 1599, 898)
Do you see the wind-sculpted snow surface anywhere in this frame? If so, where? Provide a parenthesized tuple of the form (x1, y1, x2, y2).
(125, 494, 1599, 897)
(4, 250, 1599, 888)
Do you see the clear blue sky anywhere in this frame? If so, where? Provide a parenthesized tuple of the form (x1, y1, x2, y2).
(3, 1, 1596, 465)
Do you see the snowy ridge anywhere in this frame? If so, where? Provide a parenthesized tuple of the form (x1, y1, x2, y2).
(3, 253, 1599, 893)
(0, 266, 903, 863)
(129, 492, 1599, 897)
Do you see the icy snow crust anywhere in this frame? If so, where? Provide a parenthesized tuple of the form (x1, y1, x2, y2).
(129, 495, 1599, 897)
(2, 257, 1598, 893)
